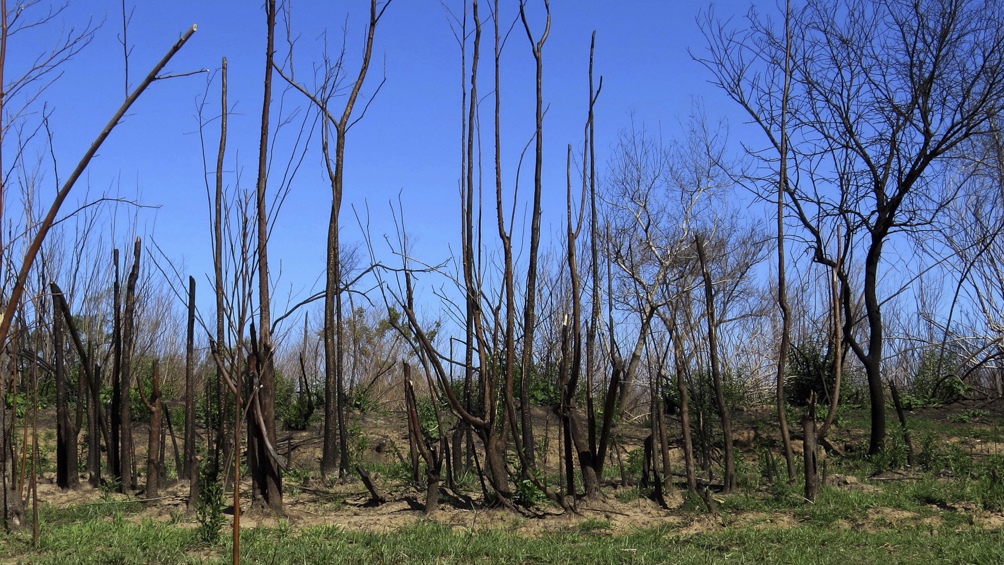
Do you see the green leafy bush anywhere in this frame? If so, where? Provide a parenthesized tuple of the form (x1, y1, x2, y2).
(196, 461, 226, 545)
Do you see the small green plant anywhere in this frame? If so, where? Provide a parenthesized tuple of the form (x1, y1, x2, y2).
(417, 397, 443, 440)
(625, 448, 644, 485)
(515, 470, 548, 509)
(949, 408, 990, 424)
(869, 432, 910, 474)
(276, 371, 316, 430)
(615, 486, 641, 503)
(284, 465, 311, 496)
(349, 386, 380, 413)
(735, 452, 761, 490)
(577, 518, 611, 533)
(348, 421, 368, 466)
(973, 455, 1004, 511)
(99, 475, 122, 499)
(196, 461, 226, 545)
(4, 391, 28, 418)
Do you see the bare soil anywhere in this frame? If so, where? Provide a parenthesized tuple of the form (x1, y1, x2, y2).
(16, 398, 1004, 538)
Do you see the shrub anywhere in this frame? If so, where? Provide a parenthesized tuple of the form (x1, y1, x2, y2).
(196, 461, 226, 545)
(909, 347, 967, 406)
(276, 371, 316, 430)
(785, 339, 849, 408)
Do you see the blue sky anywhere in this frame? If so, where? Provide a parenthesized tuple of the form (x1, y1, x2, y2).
(8, 0, 761, 329)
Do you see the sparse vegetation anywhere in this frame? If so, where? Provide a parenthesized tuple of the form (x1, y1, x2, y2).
(2, 1, 1004, 564)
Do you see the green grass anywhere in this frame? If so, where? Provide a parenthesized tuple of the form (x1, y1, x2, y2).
(2, 489, 1002, 565)
(4, 403, 1004, 563)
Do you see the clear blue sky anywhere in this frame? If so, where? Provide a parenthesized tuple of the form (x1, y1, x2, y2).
(9, 0, 759, 330)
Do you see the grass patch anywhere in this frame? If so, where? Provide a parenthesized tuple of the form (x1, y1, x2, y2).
(3, 492, 1003, 564)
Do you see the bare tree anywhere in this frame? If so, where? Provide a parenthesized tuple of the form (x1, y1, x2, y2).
(275, 0, 393, 480)
(119, 238, 142, 492)
(699, 0, 1004, 454)
(138, 359, 163, 499)
(517, 0, 550, 471)
(0, 8, 195, 526)
(250, 0, 282, 513)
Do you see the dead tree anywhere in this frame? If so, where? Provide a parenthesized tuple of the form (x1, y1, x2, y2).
(275, 0, 393, 481)
(138, 360, 163, 499)
(52, 287, 78, 489)
(699, 0, 1004, 455)
(184, 276, 198, 510)
(517, 0, 550, 471)
(119, 238, 143, 492)
(404, 363, 444, 514)
(250, 0, 282, 513)
(50, 282, 105, 486)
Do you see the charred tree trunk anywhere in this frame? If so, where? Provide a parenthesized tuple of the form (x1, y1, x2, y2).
(50, 284, 105, 488)
(184, 277, 197, 481)
(184, 277, 199, 510)
(120, 238, 143, 493)
(139, 360, 163, 499)
(404, 364, 442, 514)
(251, 0, 282, 513)
(110, 249, 122, 482)
(213, 56, 228, 475)
(53, 292, 78, 489)
(88, 360, 101, 487)
(517, 0, 550, 472)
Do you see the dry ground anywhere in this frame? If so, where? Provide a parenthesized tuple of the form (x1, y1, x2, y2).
(15, 398, 1004, 538)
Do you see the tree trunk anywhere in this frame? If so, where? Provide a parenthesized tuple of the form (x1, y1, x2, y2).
(120, 238, 143, 493)
(110, 249, 121, 482)
(773, 0, 797, 482)
(695, 234, 736, 493)
(140, 361, 162, 499)
(184, 277, 196, 482)
(213, 56, 228, 475)
(517, 0, 550, 472)
(1, 351, 24, 529)
(404, 364, 441, 514)
(252, 0, 282, 514)
(88, 359, 101, 487)
(671, 322, 698, 493)
(863, 237, 886, 455)
(53, 295, 78, 489)
(321, 203, 340, 478)
(803, 395, 819, 502)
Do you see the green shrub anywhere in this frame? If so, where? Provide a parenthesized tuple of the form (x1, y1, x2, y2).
(276, 371, 316, 430)
(785, 339, 843, 407)
(196, 461, 226, 545)
(909, 347, 967, 406)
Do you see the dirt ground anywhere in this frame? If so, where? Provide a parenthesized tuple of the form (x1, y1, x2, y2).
(16, 398, 1004, 537)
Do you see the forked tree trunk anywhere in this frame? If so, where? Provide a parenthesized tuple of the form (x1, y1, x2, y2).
(120, 238, 143, 492)
(252, 0, 282, 514)
(403, 364, 442, 514)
